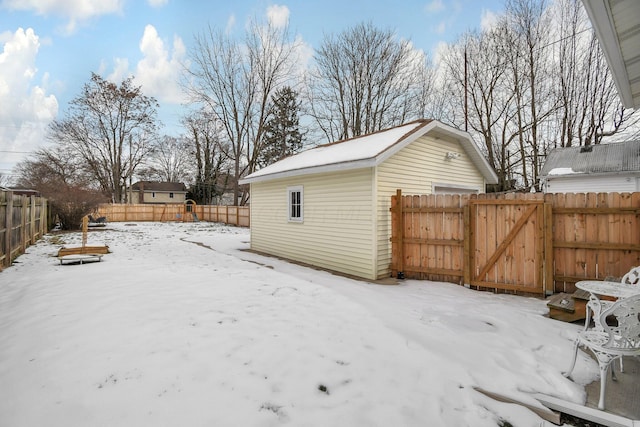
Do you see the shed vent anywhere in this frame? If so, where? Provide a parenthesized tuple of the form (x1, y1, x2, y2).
(580, 145, 593, 153)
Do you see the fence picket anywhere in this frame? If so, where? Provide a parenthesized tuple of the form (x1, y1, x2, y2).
(390, 191, 640, 295)
(96, 203, 249, 227)
(0, 190, 48, 270)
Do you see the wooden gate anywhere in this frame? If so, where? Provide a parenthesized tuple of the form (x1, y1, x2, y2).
(390, 191, 552, 295)
(391, 191, 640, 295)
(467, 199, 549, 294)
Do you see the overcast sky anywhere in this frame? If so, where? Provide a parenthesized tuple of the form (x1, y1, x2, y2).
(0, 0, 503, 181)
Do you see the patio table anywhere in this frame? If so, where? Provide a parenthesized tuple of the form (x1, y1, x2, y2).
(576, 280, 640, 299)
(576, 280, 640, 331)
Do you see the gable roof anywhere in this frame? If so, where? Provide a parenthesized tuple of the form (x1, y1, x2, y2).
(540, 140, 640, 178)
(240, 119, 498, 184)
(131, 181, 187, 192)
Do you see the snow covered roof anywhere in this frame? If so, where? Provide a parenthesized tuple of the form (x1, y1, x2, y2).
(131, 181, 187, 192)
(240, 119, 498, 184)
(540, 141, 640, 178)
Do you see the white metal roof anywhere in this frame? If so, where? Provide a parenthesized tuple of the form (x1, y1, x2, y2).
(583, 0, 640, 109)
(539, 140, 640, 178)
(240, 119, 498, 184)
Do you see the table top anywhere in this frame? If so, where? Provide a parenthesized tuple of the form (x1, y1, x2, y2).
(576, 280, 640, 299)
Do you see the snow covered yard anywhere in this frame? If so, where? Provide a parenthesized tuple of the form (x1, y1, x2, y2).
(0, 222, 597, 427)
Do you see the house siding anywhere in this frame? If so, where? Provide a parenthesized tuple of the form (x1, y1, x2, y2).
(131, 191, 186, 204)
(543, 174, 640, 193)
(250, 168, 377, 279)
(375, 135, 485, 278)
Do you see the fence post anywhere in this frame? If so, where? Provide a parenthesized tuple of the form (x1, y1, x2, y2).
(2, 192, 12, 269)
(543, 202, 554, 295)
(20, 194, 27, 252)
(30, 195, 36, 242)
(463, 204, 472, 286)
(395, 189, 404, 279)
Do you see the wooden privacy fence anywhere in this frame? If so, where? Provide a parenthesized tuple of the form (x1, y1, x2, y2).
(0, 190, 48, 270)
(96, 203, 249, 227)
(390, 190, 640, 295)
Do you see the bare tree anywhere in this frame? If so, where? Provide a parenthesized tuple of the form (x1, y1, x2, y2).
(185, 20, 300, 205)
(552, 0, 636, 148)
(15, 147, 107, 229)
(309, 22, 432, 141)
(436, 0, 637, 192)
(440, 29, 515, 190)
(138, 135, 192, 183)
(183, 110, 231, 205)
(0, 173, 13, 187)
(48, 73, 159, 202)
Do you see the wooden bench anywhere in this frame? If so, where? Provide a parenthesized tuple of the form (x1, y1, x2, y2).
(57, 245, 109, 265)
(58, 253, 104, 265)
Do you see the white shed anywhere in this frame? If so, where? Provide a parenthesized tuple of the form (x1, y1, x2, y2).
(540, 141, 640, 194)
(239, 119, 498, 280)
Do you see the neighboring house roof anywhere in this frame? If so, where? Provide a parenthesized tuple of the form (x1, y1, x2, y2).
(6, 187, 40, 196)
(582, 0, 640, 109)
(240, 119, 498, 184)
(540, 141, 640, 178)
(131, 181, 187, 192)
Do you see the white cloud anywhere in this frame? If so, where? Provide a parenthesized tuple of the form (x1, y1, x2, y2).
(106, 57, 130, 84)
(266, 4, 289, 28)
(1, 0, 123, 34)
(425, 0, 444, 13)
(431, 40, 449, 68)
(0, 28, 58, 178)
(134, 25, 188, 104)
(434, 21, 446, 34)
(102, 25, 187, 106)
(147, 0, 167, 7)
(225, 14, 236, 34)
(480, 9, 499, 31)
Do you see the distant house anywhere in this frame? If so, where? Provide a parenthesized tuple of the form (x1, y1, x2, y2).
(540, 141, 640, 193)
(128, 181, 188, 204)
(6, 187, 40, 197)
(239, 119, 498, 280)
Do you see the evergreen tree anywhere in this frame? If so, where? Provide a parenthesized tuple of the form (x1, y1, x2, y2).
(258, 87, 304, 168)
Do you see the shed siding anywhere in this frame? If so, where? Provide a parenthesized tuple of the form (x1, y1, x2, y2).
(544, 174, 639, 193)
(250, 168, 376, 279)
(375, 135, 485, 278)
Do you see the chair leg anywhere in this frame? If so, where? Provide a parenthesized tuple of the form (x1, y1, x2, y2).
(611, 361, 617, 382)
(598, 362, 609, 410)
(583, 305, 592, 331)
(564, 340, 580, 378)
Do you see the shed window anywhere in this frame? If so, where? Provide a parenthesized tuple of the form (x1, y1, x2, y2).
(288, 186, 303, 222)
(169, 192, 174, 198)
(152, 192, 156, 198)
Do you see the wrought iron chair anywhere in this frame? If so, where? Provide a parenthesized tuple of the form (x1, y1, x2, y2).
(565, 293, 640, 410)
(584, 266, 640, 332)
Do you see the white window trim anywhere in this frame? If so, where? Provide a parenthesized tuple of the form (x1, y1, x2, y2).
(432, 182, 480, 194)
(287, 185, 303, 222)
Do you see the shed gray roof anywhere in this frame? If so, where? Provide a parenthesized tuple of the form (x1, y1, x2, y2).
(539, 141, 640, 177)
